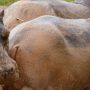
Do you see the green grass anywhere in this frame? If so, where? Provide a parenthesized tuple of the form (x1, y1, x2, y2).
(0, 0, 17, 6)
(0, 0, 75, 6)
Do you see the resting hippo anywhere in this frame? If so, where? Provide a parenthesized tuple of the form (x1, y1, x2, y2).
(75, 0, 90, 7)
(0, 10, 19, 89)
(3, 0, 90, 32)
(7, 15, 90, 90)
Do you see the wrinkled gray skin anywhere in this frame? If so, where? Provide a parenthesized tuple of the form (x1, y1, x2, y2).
(75, 0, 90, 7)
(0, 10, 19, 86)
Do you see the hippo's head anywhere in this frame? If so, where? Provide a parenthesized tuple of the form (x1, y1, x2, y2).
(0, 49, 19, 84)
(0, 10, 19, 84)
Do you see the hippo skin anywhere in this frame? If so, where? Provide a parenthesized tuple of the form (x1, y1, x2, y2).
(4, 15, 90, 90)
(3, 0, 90, 32)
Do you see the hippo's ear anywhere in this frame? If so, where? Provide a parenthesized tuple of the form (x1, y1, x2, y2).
(16, 18, 24, 23)
(0, 9, 4, 19)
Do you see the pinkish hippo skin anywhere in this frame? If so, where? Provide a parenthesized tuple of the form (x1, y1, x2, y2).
(3, 0, 90, 32)
(6, 15, 90, 90)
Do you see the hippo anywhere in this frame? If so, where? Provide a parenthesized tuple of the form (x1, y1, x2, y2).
(75, 0, 90, 7)
(3, 0, 90, 32)
(5, 15, 90, 90)
(0, 10, 19, 89)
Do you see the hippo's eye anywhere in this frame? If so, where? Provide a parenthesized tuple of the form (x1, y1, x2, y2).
(16, 18, 24, 23)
